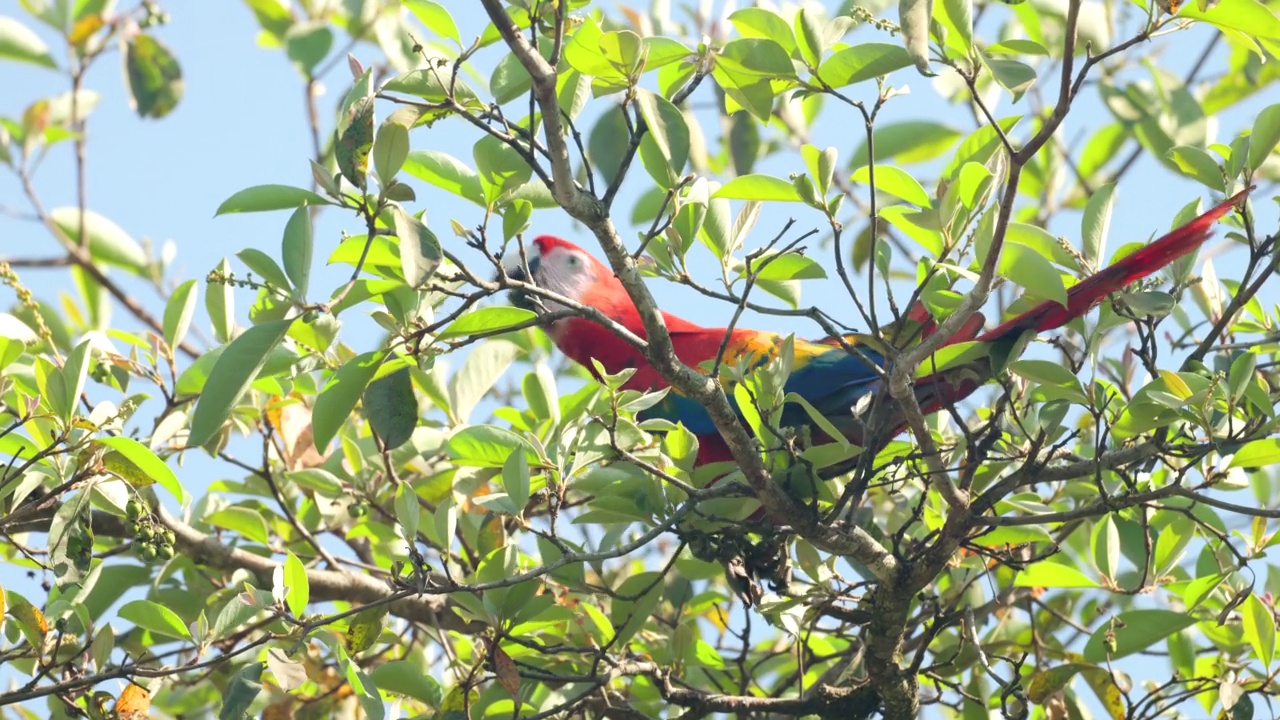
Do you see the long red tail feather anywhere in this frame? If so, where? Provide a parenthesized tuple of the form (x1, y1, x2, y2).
(691, 189, 1249, 471)
(978, 188, 1251, 343)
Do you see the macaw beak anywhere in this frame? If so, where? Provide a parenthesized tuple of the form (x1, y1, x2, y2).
(499, 256, 540, 311)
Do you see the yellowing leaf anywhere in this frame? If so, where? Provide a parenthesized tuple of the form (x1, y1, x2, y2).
(9, 596, 49, 647)
(68, 15, 105, 46)
(345, 606, 388, 654)
(492, 644, 520, 696)
(113, 684, 151, 720)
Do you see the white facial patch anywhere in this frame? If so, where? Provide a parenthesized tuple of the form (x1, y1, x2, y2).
(533, 246, 595, 313)
(501, 242, 596, 315)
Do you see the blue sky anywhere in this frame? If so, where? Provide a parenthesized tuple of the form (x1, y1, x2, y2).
(2, 2, 1271, 344)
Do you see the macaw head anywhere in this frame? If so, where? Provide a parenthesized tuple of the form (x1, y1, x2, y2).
(501, 235, 614, 314)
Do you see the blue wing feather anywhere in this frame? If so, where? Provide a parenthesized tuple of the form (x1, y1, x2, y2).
(640, 338, 887, 436)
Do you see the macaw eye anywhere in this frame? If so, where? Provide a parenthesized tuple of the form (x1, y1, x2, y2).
(567, 255, 581, 267)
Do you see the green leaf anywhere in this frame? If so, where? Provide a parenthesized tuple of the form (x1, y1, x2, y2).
(940, 0, 973, 52)
(99, 436, 185, 504)
(338, 97, 375, 190)
(124, 33, 183, 119)
(118, 599, 193, 641)
(850, 164, 930, 207)
(328, 234, 398, 274)
(850, 121, 961, 166)
(236, 248, 292, 292)
(395, 482, 421, 539)
(207, 506, 271, 545)
(404, 0, 460, 45)
(403, 151, 484, 205)
(718, 37, 796, 79)
(1228, 351, 1256, 403)
(944, 116, 1020, 178)
(163, 279, 198, 351)
(392, 207, 441, 289)
(281, 208, 312, 299)
(473, 134, 533, 204)
(973, 524, 1053, 547)
(1167, 145, 1225, 190)
(881, 205, 943, 255)
(1229, 438, 1280, 468)
(382, 67, 476, 104)
(795, 8, 827, 68)
(1006, 360, 1078, 389)
(490, 51, 532, 104)
(1175, 573, 1225, 611)
(215, 185, 330, 214)
(59, 339, 91, 424)
(220, 663, 265, 720)
(556, 66, 590, 119)
(818, 42, 914, 86)
(439, 307, 537, 339)
(1005, 223, 1075, 268)
(1026, 663, 1095, 704)
(451, 340, 518, 423)
(785, 392, 854, 450)
(243, 0, 291, 38)
(206, 258, 235, 343)
(188, 319, 294, 447)
(728, 8, 797, 56)
(446, 425, 535, 468)
(502, 198, 533, 241)
(1092, 515, 1121, 581)
(999, 243, 1067, 308)
(0, 336, 26, 372)
(501, 449, 531, 514)
(1082, 610, 1196, 661)
(1081, 182, 1115, 267)
(588, 105, 629, 187)
(1152, 512, 1193, 576)
(1247, 103, 1280, 172)
(635, 89, 690, 188)
(50, 207, 148, 275)
(371, 660, 444, 705)
(986, 58, 1036, 102)
(713, 174, 802, 202)
(564, 18, 623, 80)
(912, 341, 988, 378)
(284, 22, 332, 75)
(0, 15, 57, 69)
(713, 38, 795, 120)
(1179, 0, 1280, 41)
(609, 572, 664, 645)
(598, 28, 643, 76)
(1013, 561, 1100, 588)
(898, 0, 933, 75)
(364, 368, 417, 451)
(1078, 123, 1127, 179)
(374, 120, 410, 183)
(747, 253, 827, 281)
(313, 351, 386, 451)
(1242, 592, 1276, 668)
(641, 37, 693, 72)
(986, 38, 1049, 55)
(670, 179, 710, 254)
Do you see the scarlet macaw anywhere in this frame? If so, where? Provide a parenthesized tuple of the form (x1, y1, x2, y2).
(504, 189, 1249, 468)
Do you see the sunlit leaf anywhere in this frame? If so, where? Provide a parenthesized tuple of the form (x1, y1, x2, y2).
(119, 599, 193, 641)
(1082, 610, 1196, 661)
(124, 33, 183, 119)
(188, 319, 294, 447)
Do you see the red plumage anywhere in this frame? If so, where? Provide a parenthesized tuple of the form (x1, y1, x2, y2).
(527, 187, 1249, 469)
(978, 189, 1249, 342)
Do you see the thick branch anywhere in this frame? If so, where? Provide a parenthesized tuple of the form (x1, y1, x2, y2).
(476, 0, 896, 572)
